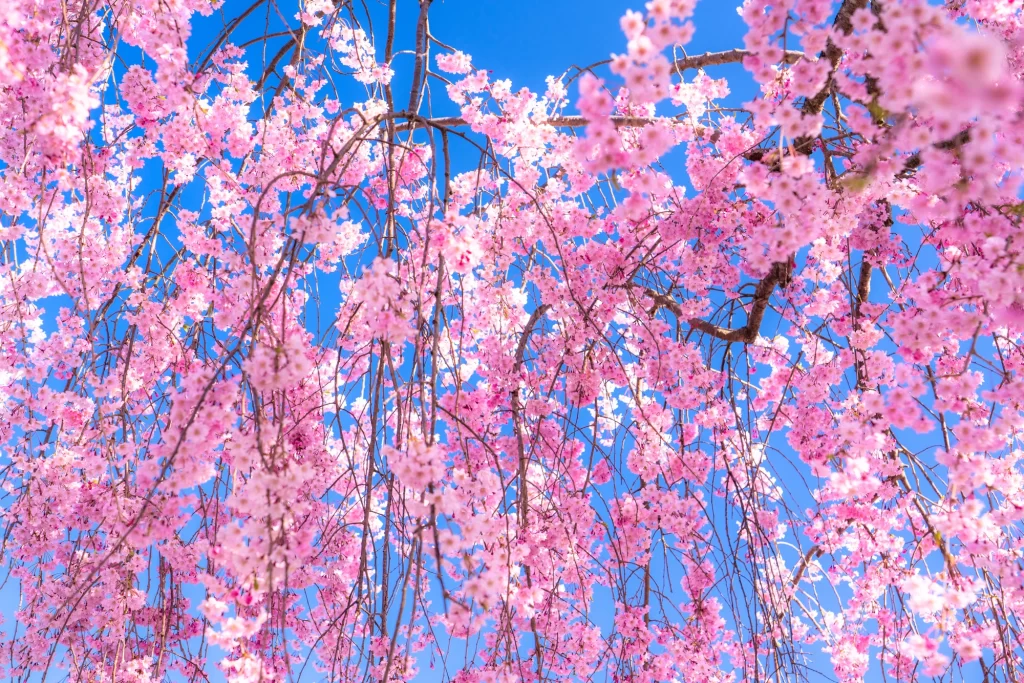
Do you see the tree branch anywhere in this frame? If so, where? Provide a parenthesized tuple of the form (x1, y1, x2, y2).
(407, 0, 433, 112)
(510, 304, 550, 518)
(513, 304, 551, 371)
(801, 0, 867, 118)
(395, 114, 659, 133)
(792, 0, 868, 155)
(897, 129, 971, 178)
(672, 48, 803, 73)
(393, 50, 803, 133)
(648, 260, 793, 344)
(510, 303, 550, 681)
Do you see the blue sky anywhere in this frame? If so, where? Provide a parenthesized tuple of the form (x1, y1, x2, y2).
(427, 0, 750, 92)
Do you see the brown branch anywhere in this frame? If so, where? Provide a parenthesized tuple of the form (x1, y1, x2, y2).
(854, 258, 872, 322)
(513, 304, 551, 372)
(394, 114, 657, 133)
(643, 287, 683, 318)
(407, 0, 433, 112)
(392, 50, 804, 133)
(801, 0, 867, 118)
(510, 303, 550, 681)
(790, 545, 824, 587)
(686, 260, 793, 344)
(897, 129, 971, 178)
(511, 303, 550, 511)
(643, 261, 792, 344)
(672, 48, 803, 73)
(792, 0, 868, 155)
(687, 317, 759, 344)
(510, 302, 550, 526)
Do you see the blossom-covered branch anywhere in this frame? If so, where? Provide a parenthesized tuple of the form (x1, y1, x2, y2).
(2, 0, 1023, 681)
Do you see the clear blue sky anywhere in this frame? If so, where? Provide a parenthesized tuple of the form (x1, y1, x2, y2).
(427, 0, 753, 93)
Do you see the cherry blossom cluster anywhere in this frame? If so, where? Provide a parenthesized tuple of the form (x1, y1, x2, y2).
(2, 0, 1024, 681)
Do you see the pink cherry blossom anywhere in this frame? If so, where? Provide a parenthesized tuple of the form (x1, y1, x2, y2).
(2, 0, 1024, 682)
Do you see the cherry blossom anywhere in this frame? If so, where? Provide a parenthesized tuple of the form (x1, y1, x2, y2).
(2, 0, 1024, 681)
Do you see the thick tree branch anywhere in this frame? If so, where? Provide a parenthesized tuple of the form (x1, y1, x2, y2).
(791, 0, 868, 156)
(394, 50, 803, 133)
(672, 48, 803, 73)
(897, 129, 972, 178)
(510, 303, 550, 681)
(395, 114, 658, 133)
(513, 304, 551, 372)
(407, 0, 433, 112)
(510, 304, 551, 517)
(647, 260, 792, 344)
(643, 287, 683, 318)
(854, 258, 872, 322)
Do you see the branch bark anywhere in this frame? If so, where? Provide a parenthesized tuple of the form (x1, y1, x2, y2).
(393, 49, 803, 133)
(897, 129, 971, 178)
(395, 114, 659, 133)
(510, 303, 550, 520)
(510, 303, 550, 680)
(513, 305, 551, 373)
(647, 260, 792, 345)
(800, 0, 867, 117)
(791, 0, 868, 156)
(672, 48, 803, 73)
(407, 0, 433, 112)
